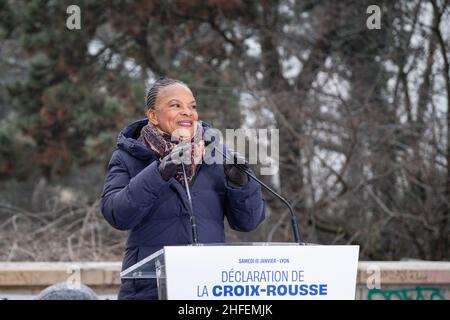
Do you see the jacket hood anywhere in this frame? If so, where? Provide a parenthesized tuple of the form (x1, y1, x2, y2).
(116, 118, 211, 160)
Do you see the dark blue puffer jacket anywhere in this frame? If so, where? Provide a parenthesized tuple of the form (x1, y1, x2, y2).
(100, 119, 266, 299)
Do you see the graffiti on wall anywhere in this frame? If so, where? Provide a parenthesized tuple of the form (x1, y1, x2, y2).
(368, 287, 445, 300)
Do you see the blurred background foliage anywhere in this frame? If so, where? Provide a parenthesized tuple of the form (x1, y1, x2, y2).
(0, 0, 449, 261)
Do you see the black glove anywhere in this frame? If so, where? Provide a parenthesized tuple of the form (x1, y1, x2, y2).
(224, 150, 249, 188)
(158, 143, 191, 181)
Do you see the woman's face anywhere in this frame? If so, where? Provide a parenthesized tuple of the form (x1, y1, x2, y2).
(147, 83, 199, 139)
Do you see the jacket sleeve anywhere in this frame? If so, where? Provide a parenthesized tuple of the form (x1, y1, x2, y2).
(224, 171, 266, 232)
(100, 150, 169, 231)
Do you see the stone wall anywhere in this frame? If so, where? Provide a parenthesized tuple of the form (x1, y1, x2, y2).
(357, 261, 450, 300)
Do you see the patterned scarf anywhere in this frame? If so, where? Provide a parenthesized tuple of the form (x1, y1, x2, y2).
(139, 121, 204, 186)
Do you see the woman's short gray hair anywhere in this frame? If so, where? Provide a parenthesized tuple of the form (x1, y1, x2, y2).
(146, 77, 189, 109)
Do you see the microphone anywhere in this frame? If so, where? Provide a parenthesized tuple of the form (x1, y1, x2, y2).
(174, 137, 199, 245)
(180, 162, 199, 245)
(204, 133, 303, 244)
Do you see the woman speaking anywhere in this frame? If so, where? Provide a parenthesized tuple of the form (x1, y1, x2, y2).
(100, 77, 266, 299)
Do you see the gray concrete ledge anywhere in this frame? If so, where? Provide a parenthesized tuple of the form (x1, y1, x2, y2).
(0, 261, 449, 299)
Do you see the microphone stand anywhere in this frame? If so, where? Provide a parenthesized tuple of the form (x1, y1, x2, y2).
(181, 162, 199, 245)
(215, 147, 303, 244)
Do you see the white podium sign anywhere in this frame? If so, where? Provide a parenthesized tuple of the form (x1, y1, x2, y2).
(163, 245, 359, 300)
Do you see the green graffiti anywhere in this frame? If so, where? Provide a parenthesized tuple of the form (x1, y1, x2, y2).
(368, 287, 445, 300)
